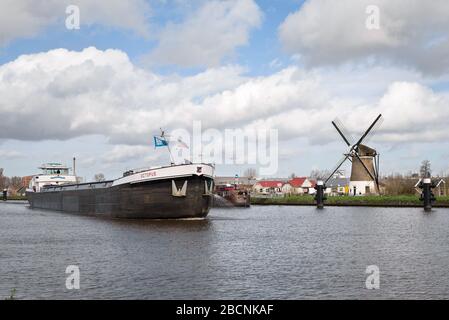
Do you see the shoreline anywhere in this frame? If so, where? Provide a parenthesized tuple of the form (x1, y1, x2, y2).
(251, 195, 449, 208)
(0, 200, 28, 204)
(4, 198, 449, 209)
(252, 202, 449, 208)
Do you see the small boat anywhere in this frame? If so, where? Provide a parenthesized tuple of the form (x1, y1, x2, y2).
(214, 184, 251, 207)
(26, 162, 215, 219)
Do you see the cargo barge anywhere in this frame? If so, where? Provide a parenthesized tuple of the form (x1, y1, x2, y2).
(26, 162, 214, 219)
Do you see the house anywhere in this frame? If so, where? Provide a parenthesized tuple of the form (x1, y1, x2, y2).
(287, 177, 314, 195)
(281, 183, 293, 195)
(15, 186, 27, 197)
(414, 178, 447, 196)
(435, 179, 446, 196)
(252, 180, 285, 195)
(325, 177, 350, 196)
(22, 175, 33, 189)
(11, 175, 34, 197)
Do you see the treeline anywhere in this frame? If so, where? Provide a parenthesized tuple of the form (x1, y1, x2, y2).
(381, 174, 448, 195)
(382, 174, 418, 195)
(0, 168, 23, 191)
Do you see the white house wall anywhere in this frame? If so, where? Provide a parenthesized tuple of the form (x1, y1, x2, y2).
(349, 181, 376, 195)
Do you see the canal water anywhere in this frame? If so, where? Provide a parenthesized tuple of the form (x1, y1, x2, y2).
(1, 202, 449, 299)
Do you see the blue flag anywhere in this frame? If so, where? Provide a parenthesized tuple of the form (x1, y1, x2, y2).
(154, 136, 168, 148)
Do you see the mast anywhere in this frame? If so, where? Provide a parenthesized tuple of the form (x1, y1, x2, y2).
(160, 128, 174, 164)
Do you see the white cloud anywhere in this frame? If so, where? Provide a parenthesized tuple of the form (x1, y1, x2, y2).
(0, 0, 150, 45)
(0, 47, 247, 144)
(147, 0, 263, 67)
(279, 0, 449, 75)
(74, 0, 151, 37)
(269, 59, 283, 69)
(102, 145, 155, 164)
(375, 82, 449, 143)
(0, 149, 24, 159)
(1, 46, 449, 153)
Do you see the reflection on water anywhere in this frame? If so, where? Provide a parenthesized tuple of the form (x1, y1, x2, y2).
(1, 202, 449, 299)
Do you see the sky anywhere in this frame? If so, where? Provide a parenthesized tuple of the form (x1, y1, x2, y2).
(1, 0, 449, 181)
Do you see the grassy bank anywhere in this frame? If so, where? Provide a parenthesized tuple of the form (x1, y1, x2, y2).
(1, 195, 27, 201)
(252, 195, 449, 207)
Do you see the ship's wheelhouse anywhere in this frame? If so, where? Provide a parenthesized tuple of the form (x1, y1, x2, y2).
(28, 163, 77, 192)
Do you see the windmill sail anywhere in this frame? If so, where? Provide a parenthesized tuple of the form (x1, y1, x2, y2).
(325, 154, 351, 184)
(326, 114, 382, 195)
(363, 116, 384, 145)
(333, 117, 355, 146)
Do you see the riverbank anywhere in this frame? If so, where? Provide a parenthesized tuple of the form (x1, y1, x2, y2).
(1, 195, 27, 201)
(251, 195, 449, 207)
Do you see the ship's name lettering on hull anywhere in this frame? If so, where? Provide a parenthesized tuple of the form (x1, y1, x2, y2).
(140, 171, 157, 179)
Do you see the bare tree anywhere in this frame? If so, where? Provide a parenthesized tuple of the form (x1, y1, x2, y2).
(309, 169, 331, 180)
(94, 173, 105, 182)
(0, 168, 4, 190)
(9, 176, 22, 190)
(243, 168, 257, 179)
(0, 169, 11, 190)
(420, 160, 431, 178)
(383, 174, 416, 195)
(289, 173, 296, 179)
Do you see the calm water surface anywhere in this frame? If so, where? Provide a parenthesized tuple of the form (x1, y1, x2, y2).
(1, 202, 449, 299)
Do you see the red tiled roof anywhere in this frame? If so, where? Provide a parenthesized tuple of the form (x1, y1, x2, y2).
(257, 180, 284, 188)
(288, 177, 308, 188)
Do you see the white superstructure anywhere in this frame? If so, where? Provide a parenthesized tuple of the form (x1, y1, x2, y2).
(29, 163, 214, 193)
(113, 163, 214, 187)
(28, 163, 77, 192)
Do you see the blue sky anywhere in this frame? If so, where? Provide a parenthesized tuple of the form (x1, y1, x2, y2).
(0, 0, 302, 74)
(1, 0, 449, 180)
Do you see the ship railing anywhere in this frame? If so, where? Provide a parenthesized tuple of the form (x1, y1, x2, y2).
(41, 180, 114, 192)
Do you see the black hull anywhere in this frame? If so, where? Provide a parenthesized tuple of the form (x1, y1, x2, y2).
(26, 176, 213, 219)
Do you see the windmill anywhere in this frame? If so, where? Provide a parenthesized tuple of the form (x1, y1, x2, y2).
(325, 114, 383, 195)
